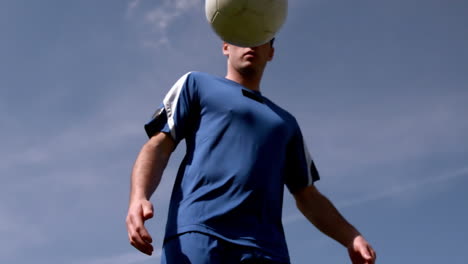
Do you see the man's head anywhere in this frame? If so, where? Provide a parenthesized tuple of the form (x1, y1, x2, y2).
(223, 39, 275, 78)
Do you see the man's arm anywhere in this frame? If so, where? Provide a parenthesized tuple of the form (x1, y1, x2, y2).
(294, 185, 377, 264)
(126, 132, 175, 256)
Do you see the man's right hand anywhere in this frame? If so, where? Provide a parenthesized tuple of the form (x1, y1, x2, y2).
(126, 199, 154, 255)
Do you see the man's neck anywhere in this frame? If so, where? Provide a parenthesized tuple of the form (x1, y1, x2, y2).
(225, 69, 263, 92)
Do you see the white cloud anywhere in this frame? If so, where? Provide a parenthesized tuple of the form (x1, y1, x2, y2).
(302, 92, 468, 180)
(128, 0, 140, 12)
(0, 117, 141, 173)
(127, 0, 203, 48)
(282, 166, 468, 225)
(339, 166, 468, 206)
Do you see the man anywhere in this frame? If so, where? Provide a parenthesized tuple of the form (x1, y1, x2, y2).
(126, 39, 377, 264)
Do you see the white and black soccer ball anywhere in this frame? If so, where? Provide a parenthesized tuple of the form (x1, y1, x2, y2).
(205, 0, 288, 47)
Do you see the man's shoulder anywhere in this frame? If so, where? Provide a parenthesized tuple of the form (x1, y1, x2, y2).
(183, 71, 221, 82)
(176, 71, 226, 92)
(168, 71, 218, 94)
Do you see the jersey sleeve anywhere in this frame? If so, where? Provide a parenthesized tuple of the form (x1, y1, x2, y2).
(284, 126, 320, 194)
(144, 72, 198, 144)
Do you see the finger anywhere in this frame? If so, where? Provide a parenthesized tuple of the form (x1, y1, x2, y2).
(142, 202, 154, 220)
(138, 223, 153, 243)
(134, 207, 153, 243)
(360, 246, 372, 260)
(129, 225, 154, 255)
(348, 248, 361, 264)
(127, 214, 154, 255)
(368, 246, 377, 264)
(130, 234, 154, 255)
(369, 245, 377, 259)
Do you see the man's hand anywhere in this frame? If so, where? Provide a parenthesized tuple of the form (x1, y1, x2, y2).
(126, 132, 175, 255)
(347, 235, 377, 264)
(126, 199, 154, 255)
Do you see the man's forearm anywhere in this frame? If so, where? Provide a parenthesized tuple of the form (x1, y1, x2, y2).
(130, 133, 174, 202)
(295, 186, 360, 247)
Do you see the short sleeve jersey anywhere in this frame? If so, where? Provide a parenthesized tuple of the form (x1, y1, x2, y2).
(145, 72, 320, 262)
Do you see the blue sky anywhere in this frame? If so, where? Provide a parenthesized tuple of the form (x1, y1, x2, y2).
(1, 0, 467, 263)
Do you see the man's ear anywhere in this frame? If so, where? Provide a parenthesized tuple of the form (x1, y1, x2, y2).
(268, 47, 275, 61)
(222, 42, 229, 56)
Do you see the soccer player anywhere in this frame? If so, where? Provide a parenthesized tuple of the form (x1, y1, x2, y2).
(126, 40, 377, 264)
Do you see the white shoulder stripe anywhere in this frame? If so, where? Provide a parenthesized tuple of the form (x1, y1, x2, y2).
(163, 72, 191, 140)
(303, 140, 313, 186)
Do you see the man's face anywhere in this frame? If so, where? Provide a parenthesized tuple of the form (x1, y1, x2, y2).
(223, 41, 275, 76)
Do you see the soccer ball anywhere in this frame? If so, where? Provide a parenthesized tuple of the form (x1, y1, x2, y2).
(205, 0, 288, 47)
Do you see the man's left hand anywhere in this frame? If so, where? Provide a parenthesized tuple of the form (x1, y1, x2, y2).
(347, 235, 376, 264)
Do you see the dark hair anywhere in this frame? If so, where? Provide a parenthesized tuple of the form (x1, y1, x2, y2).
(270, 38, 275, 47)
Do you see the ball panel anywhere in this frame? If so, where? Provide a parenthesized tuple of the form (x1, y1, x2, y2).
(206, 0, 288, 47)
(205, 0, 217, 22)
(212, 12, 274, 47)
(216, 0, 247, 15)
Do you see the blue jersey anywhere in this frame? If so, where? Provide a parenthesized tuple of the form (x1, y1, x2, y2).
(145, 72, 320, 262)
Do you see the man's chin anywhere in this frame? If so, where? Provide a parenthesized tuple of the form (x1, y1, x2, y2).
(238, 66, 258, 77)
